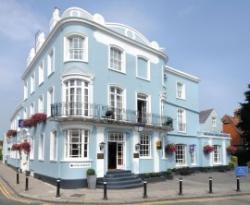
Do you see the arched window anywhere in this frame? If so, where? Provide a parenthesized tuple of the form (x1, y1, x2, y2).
(64, 78, 89, 116)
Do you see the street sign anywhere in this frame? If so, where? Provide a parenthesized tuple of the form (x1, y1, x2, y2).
(235, 166, 248, 177)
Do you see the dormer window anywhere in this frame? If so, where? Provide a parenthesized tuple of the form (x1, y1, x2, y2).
(64, 34, 88, 62)
(109, 46, 125, 73)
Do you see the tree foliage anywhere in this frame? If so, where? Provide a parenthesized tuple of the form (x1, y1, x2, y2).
(238, 84, 250, 145)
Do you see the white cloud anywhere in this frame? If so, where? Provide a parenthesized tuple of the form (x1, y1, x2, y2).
(0, 0, 46, 41)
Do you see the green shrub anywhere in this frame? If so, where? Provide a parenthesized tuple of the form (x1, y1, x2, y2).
(86, 168, 95, 176)
(0, 148, 2, 161)
(165, 169, 172, 176)
(228, 162, 235, 169)
(247, 161, 250, 168)
(231, 156, 238, 167)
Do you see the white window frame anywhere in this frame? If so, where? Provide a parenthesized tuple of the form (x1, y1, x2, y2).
(38, 133, 45, 160)
(23, 108, 27, 119)
(30, 135, 34, 160)
(24, 81, 28, 100)
(29, 103, 34, 117)
(175, 144, 187, 167)
(177, 108, 186, 133)
(47, 87, 54, 117)
(64, 129, 89, 161)
(38, 62, 44, 85)
(47, 48, 55, 77)
(212, 117, 217, 128)
(108, 85, 125, 120)
(30, 72, 35, 94)
(176, 81, 186, 100)
(136, 56, 150, 81)
(213, 145, 221, 164)
(136, 92, 151, 124)
(162, 66, 167, 86)
(38, 95, 44, 113)
(64, 33, 88, 63)
(108, 45, 126, 74)
(190, 146, 196, 165)
(50, 130, 57, 161)
(139, 133, 151, 158)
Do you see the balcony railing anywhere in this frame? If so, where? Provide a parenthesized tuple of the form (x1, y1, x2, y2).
(51, 102, 173, 130)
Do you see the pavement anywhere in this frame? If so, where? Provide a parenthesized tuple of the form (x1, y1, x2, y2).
(0, 163, 250, 204)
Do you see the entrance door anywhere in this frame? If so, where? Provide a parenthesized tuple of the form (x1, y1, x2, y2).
(108, 132, 125, 170)
(108, 142, 117, 169)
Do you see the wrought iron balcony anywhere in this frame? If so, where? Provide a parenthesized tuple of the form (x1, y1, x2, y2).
(51, 102, 173, 131)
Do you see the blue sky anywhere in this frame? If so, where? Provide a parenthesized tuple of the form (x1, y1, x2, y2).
(0, 0, 249, 138)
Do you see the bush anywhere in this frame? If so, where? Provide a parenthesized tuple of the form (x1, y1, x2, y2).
(86, 169, 95, 176)
(178, 167, 193, 175)
(231, 156, 238, 167)
(228, 162, 235, 169)
(247, 161, 250, 168)
(165, 169, 172, 176)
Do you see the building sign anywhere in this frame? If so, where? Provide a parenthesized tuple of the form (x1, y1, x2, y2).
(69, 162, 91, 169)
(18, 119, 24, 128)
(235, 166, 248, 176)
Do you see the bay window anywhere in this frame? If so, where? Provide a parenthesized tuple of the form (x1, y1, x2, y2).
(64, 79, 89, 116)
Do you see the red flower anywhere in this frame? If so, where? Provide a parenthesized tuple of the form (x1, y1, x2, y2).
(20, 141, 31, 154)
(11, 143, 21, 151)
(227, 146, 237, 154)
(32, 113, 47, 124)
(165, 144, 176, 154)
(203, 145, 214, 154)
(6, 130, 17, 137)
(23, 118, 35, 127)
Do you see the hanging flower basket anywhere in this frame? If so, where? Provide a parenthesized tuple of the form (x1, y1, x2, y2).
(156, 140, 162, 150)
(6, 129, 17, 137)
(227, 145, 237, 155)
(165, 144, 176, 154)
(23, 118, 35, 127)
(20, 141, 31, 154)
(203, 145, 214, 154)
(23, 113, 47, 128)
(32, 113, 47, 124)
(11, 143, 21, 151)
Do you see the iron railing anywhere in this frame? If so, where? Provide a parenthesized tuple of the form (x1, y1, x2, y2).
(51, 102, 173, 130)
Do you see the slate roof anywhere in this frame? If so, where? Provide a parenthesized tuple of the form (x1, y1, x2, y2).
(199, 109, 213, 123)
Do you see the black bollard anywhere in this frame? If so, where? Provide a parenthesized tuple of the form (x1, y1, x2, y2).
(143, 181, 147, 198)
(178, 177, 183, 195)
(209, 176, 213, 194)
(236, 177, 240, 192)
(56, 179, 61, 197)
(103, 182, 108, 200)
(16, 169, 19, 184)
(25, 176, 29, 191)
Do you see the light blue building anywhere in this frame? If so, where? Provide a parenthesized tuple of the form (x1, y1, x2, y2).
(3, 7, 230, 188)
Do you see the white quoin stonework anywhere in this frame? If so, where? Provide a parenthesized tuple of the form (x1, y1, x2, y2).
(96, 127, 105, 177)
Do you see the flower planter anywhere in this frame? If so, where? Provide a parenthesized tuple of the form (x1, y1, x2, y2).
(165, 144, 176, 155)
(87, 175, 96, 189)
(203, 145, 214, 154)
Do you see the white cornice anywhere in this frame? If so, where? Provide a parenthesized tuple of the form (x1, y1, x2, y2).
(22, 17, 168, 79)
(165, 65, 200, 83)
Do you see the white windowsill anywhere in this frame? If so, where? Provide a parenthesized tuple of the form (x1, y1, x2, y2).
(108, 67, 126, 75)
(176, 164, 188, 168)
(61, 159, 92, 162)
(136, 76, 150, 82)
(176, 96, 186, 101)
(177, 130, 187, 134)
(139, 157, 153, 160)
(64, 59, 88, 64)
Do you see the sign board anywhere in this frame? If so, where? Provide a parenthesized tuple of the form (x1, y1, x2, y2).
(235, 166, 248, 177)
(18, 119, 24, 128)
(69, 162, 91, 169)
